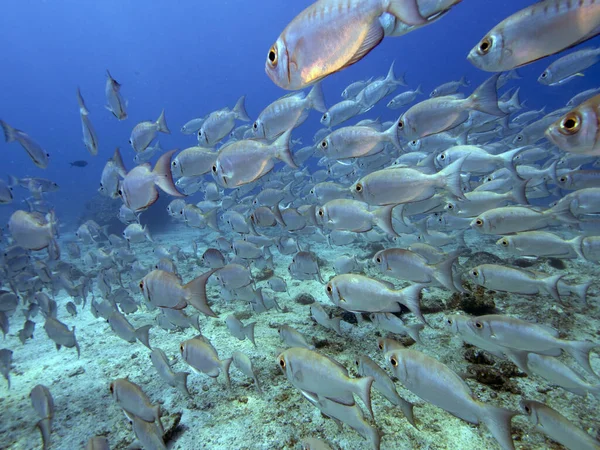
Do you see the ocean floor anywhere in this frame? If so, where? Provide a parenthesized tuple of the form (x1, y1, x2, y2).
(0, 223, 599, 450)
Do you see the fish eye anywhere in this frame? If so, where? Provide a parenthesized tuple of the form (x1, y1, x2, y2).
(322, 113, 328, 121)
(253, 122, 258, 130)
(411, 140, 417, 146)
(559, 113, 581, 135)
(390, 356, 398, 367)
(376, 257, 381, 263)
(320, 140, 327, 148)
(378, 341, 384, 350)
(109, 383, 114, 393)
(397, 120, 404, 130)
(179, 344, 184, 353)
(118, 189, 123, 196)
(446, 318, 453, 325)
(128, 139, 132, 144)
(355, 183, 363, 192)
(475, 218, 483, 227)
(326, 284, 332, 293)
(440, 154, 446, 160)
(475, 321, 483, 329)
(139, 280, 144, 289)
(501, 239, 508, 247)
(559, 176, 567, 183)
(472, 270, 479, 277)
(317, 208, 324, 217)
(279, 357, 286, 368)
(477, 37, 493, 55)
(516, 135, 523, 142)
(172, 161, 177, 167)
(46, 153, 50, 157)
(268, 46, 278, 66)
(212, 164, 217, 173)
(541, 72, 548, 79)
(447, 203, 454, 210)
(523, 405, 531, 414)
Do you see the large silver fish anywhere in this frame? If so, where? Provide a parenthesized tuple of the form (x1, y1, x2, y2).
(129, 110, 170, 153)
(265, 0, 429, 90)
(468, 0, 600, 72)
(105, 70, 127, 120)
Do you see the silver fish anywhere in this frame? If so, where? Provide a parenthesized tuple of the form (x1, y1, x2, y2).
(149, 348, 190, 396)
(76, 87, 99, 156)
(109, 378, 161, 423)
(180, 336, 232, 387)
(0, 120, 49, 168)
(129, 110, 170, 153)
(105, 70, 127, 120)
(539, 47, 600, 86)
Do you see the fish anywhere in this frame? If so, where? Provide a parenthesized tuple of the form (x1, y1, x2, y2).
(108, 311, 152, 349)
(200, 248, 226, 269)
(0, 120, 49, 168)
(171, 146, 217, 178)
(253, 84, 326, 140)
(496, 231, 583, 259)
(0, 179, 13, 204)
(132, 415, 167, 450)
(301, 437, 333, 450)
(369, 312, 424, 344)
(0, 348, 13, 389)
(321, 98, 365, 128)
(520, 399, 600, 450)
(69, 160, 88, 167)
(538, 47, 600, 86)
(354, 354, 416, 427)
(8, 210, 59, 259)
(43, 317, 80, 358)
(326, 274, 427, 324)
(133, 140, 163, 164)
(467, 314, 599, 378)
(387, 85, 422, 109)
(140, 268, 217, 317)
(198, 96, 250, 146)
(545, 93, 600, 156)
(278, 347, 375, 417)
(30, 384, 54, 450)
(468, 0, 600, 72)
(384, 347, 518, 450)
(105, 70, 127, 120)
(310, 302, 342, 335)
(225, 314, 257, 346)
(231, 351, 263, 394)
(278, 324, 314, 350)
(18, 320, 36, 345)
(76, 87, 99, 156)
(265, 0, 429, 89)
(181, 117, 206, 135)
(212, 129, 297, 188)
(109, 378, 161, 423)
(129, 110, 170, 153)
(99, 147, 127, 198)
(397, 75, 504, 139)
(120, 149, 184, 212)
(149, 348, 190, 396)
(123, 223, 153, 244)
(430, 76, 469, 97)
(316, 199, 397, 237)
(180, 336, 232, 387)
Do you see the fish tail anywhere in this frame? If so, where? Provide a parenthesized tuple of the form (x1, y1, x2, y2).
(156, 109, 171, 134)
(36, 418, 52, 450)
(373, 204, 398, 237)
(76, 87, 89, 115)
(434, 255, 463, 293)
(220, 357, 233, 388)
(233, 95, 251, 121)
(460, 75, 470, 87)
(397, 397, 417, 429)
(204, 208, 220, 231)
(330, 316, 342, 335)
(111, 147, 127, 177)
(544, 159, 559, 185)
(510, 178, 529, 205)
(468, 74, 505, 117)
(306, 82, 327, 113)
(135, 324, 152, 349)
(143, 225, 154, 243)
(438, 155, 466, 199)
(571, 235, 587, 261)
(384, 117, 402, 150)
(398, 284, 428, 325)
(414, 84, 423, 95)
(353, 375, 374, 418)
(570, 279, 592, 304)
(0, 120, 17, 143)
(501, 146, 526, 180)
(272, 129, 298, 169)
(386, 0, 427, 26)
(478, 404, 518, 450)
(184, 268, 218, 317)
(153, 149, 185, 197)
(174, 371, 190, 396)
(541, 273, 563, 302)
(565, 340, 599, 379)
(7, 174, 19, 187)
(243, 322, 257, 347)
(406, 323, 425, 345)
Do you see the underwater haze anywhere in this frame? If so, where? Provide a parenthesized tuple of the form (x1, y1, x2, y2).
(1, 0, 600, 449)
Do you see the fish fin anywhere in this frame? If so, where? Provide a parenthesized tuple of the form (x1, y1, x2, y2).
(220, 357, 233, 388)
(272, 129, 298, 169)
(106, 69, 121, 88)
(134, 324, 152, 349)
(398, 284, 428, 325)
(243, 322, 257, 347)
(76, 87, 89, 115)
(415, 84, 423, 95)
(384, 117, 402, 150)
(503, 348, 532, 375)
(174, 371, 190, 396)
(510, 179, 529, 205)
(433, 255, 462, 293)
(156, 109, 171, 134)
(571, 235, 586, 262)
(438, 155, 466, 199)
(0, 120, 17, 143)
(330, 316, 342, 335)
(406, 323, 425, 345)
(204, 208, 220, 231)
(565, 340, 600, 379)
(460, 75, 470, 87)
(387, 0, 427, 25)
(540, 273, 563, 303)
(468, 74, 505, 117)
(111, 147, 127, 177)
(397, 397, 418, 429)
(306, 82, 327, 113)
(185, 268, 219, 317)
(500, 146, 526, 180)
(153, 149, 185, 197)
(233, 95, 251, 122)
(478, 404, 518, 450)
(346, 20, 384, 68)
(36, 418, 52, 450)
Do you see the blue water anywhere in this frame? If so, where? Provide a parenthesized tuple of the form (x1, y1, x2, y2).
(2, 0, 599, 226)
